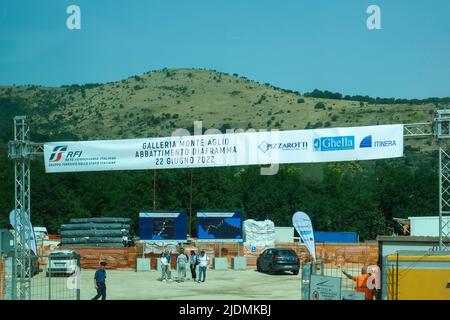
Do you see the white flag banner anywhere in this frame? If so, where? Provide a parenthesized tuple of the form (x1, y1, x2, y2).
(44, 124, 403, 173)
(9, 209, 38, 255)
(293, 211, 316, 261)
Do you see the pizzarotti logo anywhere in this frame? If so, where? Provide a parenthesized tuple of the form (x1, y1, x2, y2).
(313, 136, 355, 152)
(258, 141, 308, 153)
(49, 146, 68, 162)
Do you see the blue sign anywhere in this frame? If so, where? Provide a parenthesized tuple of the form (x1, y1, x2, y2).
(313, 136, 355, 152)
(197, 211, 243, 240)
(139, 211, 187, 241)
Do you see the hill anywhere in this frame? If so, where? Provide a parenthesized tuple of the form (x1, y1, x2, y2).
(0, 68, 446, 151)
(0, 68, 447, 238)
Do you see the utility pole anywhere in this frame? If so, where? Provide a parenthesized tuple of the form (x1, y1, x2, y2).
(152, 170, 156, 211)
(189, 169, 193, 237)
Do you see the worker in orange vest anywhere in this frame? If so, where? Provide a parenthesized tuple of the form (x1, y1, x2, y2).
(342, 266, 375, 300)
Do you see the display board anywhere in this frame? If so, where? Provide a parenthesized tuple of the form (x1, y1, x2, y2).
(139, 211, 187, 242)
(43, 124, 404, 173)
(197, 211, 243, 241)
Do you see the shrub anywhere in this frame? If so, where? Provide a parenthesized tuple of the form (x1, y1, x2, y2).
(314, 102, 326, 110)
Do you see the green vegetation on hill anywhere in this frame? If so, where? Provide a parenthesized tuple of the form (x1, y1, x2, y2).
(0, 68, 447, 238)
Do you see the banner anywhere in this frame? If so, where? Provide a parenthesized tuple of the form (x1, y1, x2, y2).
(292, 211, 316, 260)
(44, 124, 403, 173)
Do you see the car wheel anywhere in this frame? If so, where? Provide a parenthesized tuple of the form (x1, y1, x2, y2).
(268, 265, 275, 275)
(256, 263, 262, 272)
(292, 269, 299, 275)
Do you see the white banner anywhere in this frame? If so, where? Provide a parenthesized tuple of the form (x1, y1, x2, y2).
(44, 124, 403, 173)
(292, 211, 316, 260)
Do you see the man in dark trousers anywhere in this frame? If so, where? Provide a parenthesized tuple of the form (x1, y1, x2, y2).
(92, 261, 107, 300)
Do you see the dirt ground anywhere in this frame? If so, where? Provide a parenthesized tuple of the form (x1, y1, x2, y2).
(79, 269, 302, 300)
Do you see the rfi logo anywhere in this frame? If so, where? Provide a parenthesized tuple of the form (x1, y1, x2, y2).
(49, 146, 68, 162)
(49, 146, 82, 162)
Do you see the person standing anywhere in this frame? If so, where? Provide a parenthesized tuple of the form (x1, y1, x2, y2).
(160, 252, 169, 282)
(176, 249, 188, 282)
(197, 250, 210, 283)
(342, 266, 375, 300)
(92, 261, 107, 300)
(165, 250, 172, 281)
(189, 250, 198, 281)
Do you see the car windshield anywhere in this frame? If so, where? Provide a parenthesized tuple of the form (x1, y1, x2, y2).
(276, 249, 296, 256)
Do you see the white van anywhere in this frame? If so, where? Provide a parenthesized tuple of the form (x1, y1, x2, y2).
(46, 250, 79, 277)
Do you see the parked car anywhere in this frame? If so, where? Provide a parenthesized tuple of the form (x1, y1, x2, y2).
(256, 248, 300, 275)
(46, 250, 80, 277)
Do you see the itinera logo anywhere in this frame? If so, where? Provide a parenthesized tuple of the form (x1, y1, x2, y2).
(359, 135, 397, 148)
(49, 146, 68, 162)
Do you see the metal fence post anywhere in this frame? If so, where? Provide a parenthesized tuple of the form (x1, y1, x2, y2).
(48, 261, 51, 300)
(76, 255, 81, 300)
(301, 263, 312, 300)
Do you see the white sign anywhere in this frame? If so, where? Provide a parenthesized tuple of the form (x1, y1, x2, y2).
(310, 275, 342, 300)
(292, 211, 316, 260)
(44, 124, 403, 173)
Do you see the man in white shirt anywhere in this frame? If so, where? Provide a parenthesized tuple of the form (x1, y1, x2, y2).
(160, 252, 170, 282)
(197, 250, 210, 283)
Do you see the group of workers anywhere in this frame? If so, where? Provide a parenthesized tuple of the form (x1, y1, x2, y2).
(92, 248, 210, 300)
(160, 248, 210, 283)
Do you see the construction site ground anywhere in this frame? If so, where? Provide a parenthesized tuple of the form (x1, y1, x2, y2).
(78, 269, 302, 300)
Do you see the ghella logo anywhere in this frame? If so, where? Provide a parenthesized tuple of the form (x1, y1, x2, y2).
(313, 136, 355, 152)
(49, 146, 83, 162)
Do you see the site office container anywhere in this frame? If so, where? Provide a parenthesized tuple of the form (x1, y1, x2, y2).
(386, 252, 450, 300)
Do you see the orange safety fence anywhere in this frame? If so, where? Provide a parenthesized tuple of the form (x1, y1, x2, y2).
(49, 242, 378, 270)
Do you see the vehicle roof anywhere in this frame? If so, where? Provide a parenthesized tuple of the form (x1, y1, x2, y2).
(34, 227, 48, 232)
(263, 247, 295, 251)
(50, 250, 76, 255)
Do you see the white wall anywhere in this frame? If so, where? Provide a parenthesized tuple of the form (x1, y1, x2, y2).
(274, 227, 294, 243)
(409, 216, 450, 237)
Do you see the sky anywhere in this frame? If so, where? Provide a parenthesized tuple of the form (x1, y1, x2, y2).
(0, 0, 449, 99)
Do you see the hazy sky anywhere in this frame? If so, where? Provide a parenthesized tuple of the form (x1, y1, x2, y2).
(1, 0, 449, 98)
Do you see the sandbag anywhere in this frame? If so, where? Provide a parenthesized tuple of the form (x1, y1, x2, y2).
(70, 217, 131, 224)
(60, 223, 130, 231)
(60, 229, 129, 238)
(243, 219, 276, 247)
